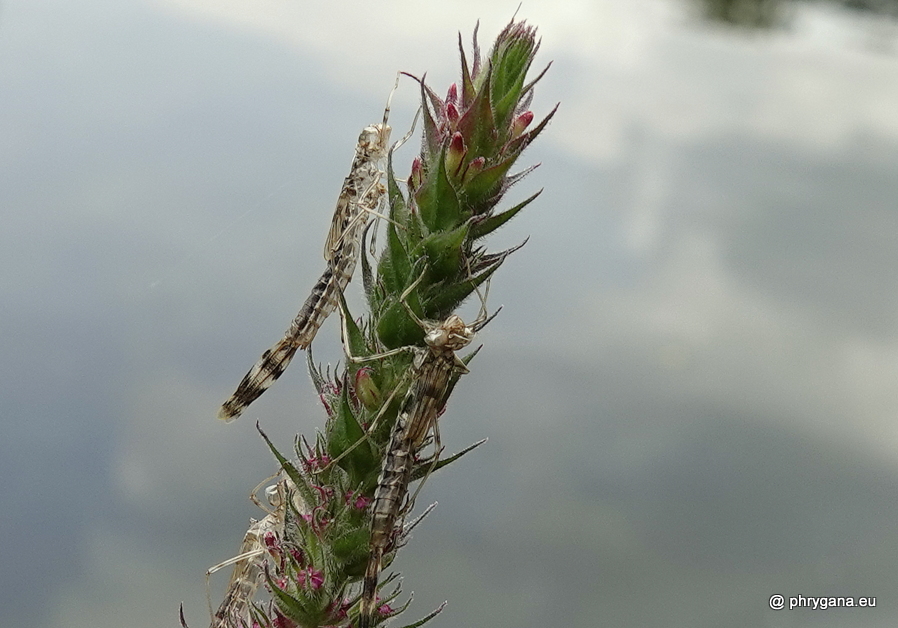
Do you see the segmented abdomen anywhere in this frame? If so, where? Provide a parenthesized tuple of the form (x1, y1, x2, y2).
(217, 131, 385, 423)
(358, 354, 457, 628)
(217, 236, 363, 422)
(359, 418, 416, 628)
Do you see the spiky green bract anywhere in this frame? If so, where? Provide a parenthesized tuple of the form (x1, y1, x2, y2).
(367, 19, 556, 354)
(248, 19, 553, 628)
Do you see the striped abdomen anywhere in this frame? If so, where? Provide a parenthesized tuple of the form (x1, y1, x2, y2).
(358, 353, 457, 628)
(217, 238, 363, 422)
(217, 125, 387, 423)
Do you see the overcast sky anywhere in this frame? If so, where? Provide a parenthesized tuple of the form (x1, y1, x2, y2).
(3, 1, 898, 627)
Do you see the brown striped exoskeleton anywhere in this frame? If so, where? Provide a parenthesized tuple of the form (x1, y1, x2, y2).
(205, 478, 301, 628)
(218, 76, 415, 422)
(356, 303, 496, 628)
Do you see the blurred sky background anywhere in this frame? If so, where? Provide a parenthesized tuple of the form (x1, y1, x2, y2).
(3, 0, 898, 626)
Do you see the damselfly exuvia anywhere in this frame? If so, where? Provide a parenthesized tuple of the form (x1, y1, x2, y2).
(218, 79, 404, 423)
(358, 307, 495, 628)
(206, 478, 300, 628)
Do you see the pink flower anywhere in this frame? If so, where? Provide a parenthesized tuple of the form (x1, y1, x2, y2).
(446, 101, 460, 126)
(512, 111, 534, 137)
(305, 454, 331, 472)
(345, 491, 371, 510)
(378, 602, 394, 617)
(288, 547, 305, 566)
(298, 566, 324, 590)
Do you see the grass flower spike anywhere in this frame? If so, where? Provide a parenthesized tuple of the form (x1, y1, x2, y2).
(200, 17, 555, 628)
